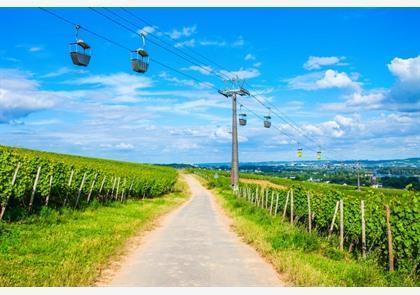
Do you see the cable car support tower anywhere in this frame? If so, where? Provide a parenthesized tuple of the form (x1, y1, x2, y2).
(218, 78, 250, 191)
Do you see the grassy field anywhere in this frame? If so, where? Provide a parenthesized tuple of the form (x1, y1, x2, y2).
(0, 179, 189, 286)
(197, 176, 418, 286)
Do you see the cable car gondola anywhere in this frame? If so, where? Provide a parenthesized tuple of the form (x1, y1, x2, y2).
(297, 143, 303, 158)
(131, 33, 149, 73)
(69, 25, 91, 67)
(316, 147, 322, 160)
(264, 108, 271, 128)
(239, 104, 247, 126)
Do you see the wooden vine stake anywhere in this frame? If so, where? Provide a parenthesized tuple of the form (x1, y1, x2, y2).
(87, 173, 98, 203)
(75, 172, 87, 208)
(29, 166, 41, 212)
(255, 187, 259, 206)
(0, 162, 21, 220)
(98, 176, 106, 200)
(269, 191, 274, 215)
(385, 205, 394, 272)
(45, 172, 53, 206)
(274, 193, 279, 216)
(110, 176, 117, 199)
(339, 199, 344, 251)
(283, 190, 290, 218)
(120, 178, 127, 201)
(114, 177, 121, 200)
(328, 201, 340, 237)
(361, 200, 366, 258)
(265, 189, 269, 209)
(307, 192, 312, 233)
(128, 179, 134, 198)
(290, 189, 294, 225)
(63, 169, 74, 206)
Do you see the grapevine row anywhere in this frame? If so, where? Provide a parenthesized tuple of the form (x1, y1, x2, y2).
(0, 146, 177, 220)
(193, 168, 419, 274)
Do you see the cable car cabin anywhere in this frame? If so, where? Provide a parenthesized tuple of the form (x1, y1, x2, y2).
(131, 48, 149, 73)
(239, 113, 247, 126)
(297, 148, 303, 158)
(264, 116, 271, 128)
(316, 151, 322, 160)
(69, 40, 91, 67)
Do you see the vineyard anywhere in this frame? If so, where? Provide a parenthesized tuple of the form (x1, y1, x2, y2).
(192, 168, 419, 277)
(0, 146, 177, 221)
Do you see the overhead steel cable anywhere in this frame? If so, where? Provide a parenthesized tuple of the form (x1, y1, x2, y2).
(89, 7, 231, 82)
(41, 7, 338, 162)
(238, 99, 336, 161)
(109, 8, 330, 154)
(94, 7, 333, 156)
(39, 7, 220, 93)
(249, 91, 322, 149)
(119, 7, 233, 77)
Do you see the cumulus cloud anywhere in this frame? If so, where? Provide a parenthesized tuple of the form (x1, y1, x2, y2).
(303, 56, 345, 70)
(385, 55, 420, 112)
(320, 89, 386, 112)
(388, 55, 420, 83)
(0, 69, 56, 123)
(287, 69, 359, 91)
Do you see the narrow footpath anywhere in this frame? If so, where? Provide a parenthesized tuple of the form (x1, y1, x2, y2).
(107, 174, 283, 287)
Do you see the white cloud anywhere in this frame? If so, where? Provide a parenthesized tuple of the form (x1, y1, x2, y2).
(287, 69, 359, 90)
(168, 25, 197, 39)
(115, 142, 134, 150)
(71, 72, 153, 103)
(29, 46, 42, 52)
(245, 54, 256, 61)
(199, 40, 227, 47)
(232, 36, 245, 47)
(158, 71, 213, 89)
(303, 56, 344, 70)
(316, 69, 357, 89)
(41, 67, 87, 78)
(320, 89, 386, 112)
(253, 62, 262, 68)
(174, 39, 196, 48)
(219, 68, 260, 80)
(138, 26, 157, 36)
(388, 55, 420, 83)
(384, 55, 420, 112)
(0, 69, 56, 123)
(183, 65, 213, 75)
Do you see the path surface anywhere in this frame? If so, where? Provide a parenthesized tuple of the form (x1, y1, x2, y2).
(108, 174, 283, 287)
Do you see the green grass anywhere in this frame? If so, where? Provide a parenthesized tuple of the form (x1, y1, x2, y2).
(0, 180, 189, 286)
(211, 186, 418, 286)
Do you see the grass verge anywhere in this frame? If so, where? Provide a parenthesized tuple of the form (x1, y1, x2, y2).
(0, 178, 189, 286)
(207, 183, 417, 286)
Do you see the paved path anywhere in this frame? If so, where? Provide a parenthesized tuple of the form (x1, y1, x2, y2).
(108, 174, 282, 287)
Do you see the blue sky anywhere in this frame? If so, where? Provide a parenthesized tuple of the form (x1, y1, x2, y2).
(0, 8, 419, 164)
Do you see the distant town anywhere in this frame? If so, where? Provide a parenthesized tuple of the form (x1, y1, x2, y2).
(166, 158, 420, 191)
